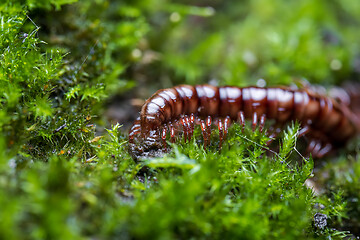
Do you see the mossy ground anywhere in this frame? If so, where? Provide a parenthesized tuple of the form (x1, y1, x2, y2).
(1, 0, 360, 239)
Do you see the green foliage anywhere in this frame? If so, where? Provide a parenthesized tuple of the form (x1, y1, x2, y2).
(24, 0, 78, 10)
(0, 0, 359, 239)
(143, 0, 360, 87)
(315, 153, 360, 236)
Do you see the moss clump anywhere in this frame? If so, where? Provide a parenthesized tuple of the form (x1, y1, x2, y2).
(0, 0, 359, 239)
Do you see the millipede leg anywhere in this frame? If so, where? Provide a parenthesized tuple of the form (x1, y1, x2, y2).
(224, 116, 231, 140)
(181, 116, 188, 142)
(128, 121, 141, 143)
(129, 132, 135, 142)
(238, 111, 245, 132)
(161, 127, 167, 149)
(306, 139, 317, 157)
(201, 120, 208, 149)
(184, 115, 191, 142)
(309, 140, 333, 158)
(218, 119, 224, 149)
(259, 114, 266, 133)
(128, 129, 140, 143)
(189, 114, 195, 141)
(170, 124, 176, 143)
(185, 116, 190, 142)
(252, 112, 258, 131)
(128, 134, 135, 143)
(206, 116, 212, 146)
(298, 125, 310, 137)
(316, 143, 332, 158)
(266, 126, 282, 145)
(311, 140, 322, 158)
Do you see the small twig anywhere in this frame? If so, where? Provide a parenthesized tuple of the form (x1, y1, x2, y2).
(236, 133, 285, 162)
(75, 39, 99, 75)
(293, 128, 307, 161)
(26, 15, 40, 38)
(86, 155, 97, 163)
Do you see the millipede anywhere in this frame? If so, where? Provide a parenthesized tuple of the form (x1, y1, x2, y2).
(128, 83, 360, 160)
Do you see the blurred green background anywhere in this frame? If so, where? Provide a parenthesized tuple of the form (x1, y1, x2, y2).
(1, 0, 360, 239)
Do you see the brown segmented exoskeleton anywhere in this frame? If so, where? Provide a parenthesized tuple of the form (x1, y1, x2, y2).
(128, 84, 360, 160)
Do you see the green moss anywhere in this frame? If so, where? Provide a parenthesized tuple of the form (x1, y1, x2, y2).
(0, 0, 359, 239)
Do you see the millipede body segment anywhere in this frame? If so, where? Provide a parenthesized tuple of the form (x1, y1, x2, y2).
(129, 84, 360, 160)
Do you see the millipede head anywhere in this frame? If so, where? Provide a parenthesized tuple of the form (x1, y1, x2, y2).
(128, 131, 168, 161)
(128, 118, 168, 161)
